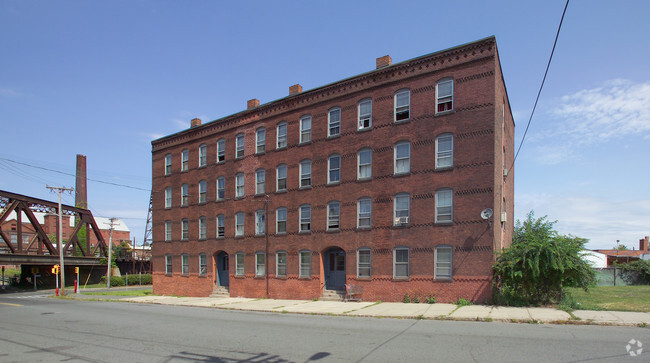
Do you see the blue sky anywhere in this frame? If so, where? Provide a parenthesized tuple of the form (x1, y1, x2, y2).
(1, 1, 648, 250)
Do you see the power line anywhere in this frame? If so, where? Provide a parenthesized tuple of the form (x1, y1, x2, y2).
(508, 0, 570, 174)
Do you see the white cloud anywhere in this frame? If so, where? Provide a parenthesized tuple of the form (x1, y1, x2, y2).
(0, 88, 21, 97)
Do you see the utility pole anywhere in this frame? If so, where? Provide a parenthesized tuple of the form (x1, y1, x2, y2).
(106, 218, 117, 288)
(46, 185, 74, 296)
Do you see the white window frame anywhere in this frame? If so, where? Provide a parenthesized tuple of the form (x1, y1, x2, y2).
(181, 219, 189, 240)
(299, 250, 311, 278)
(435, 188, 453, 223)
(394, 193, 410, 226)
(235, 133, 245, 159)
(198, 180, 207, 204)
(276, 251, 287, 277)
(216, 177, 225, 201)
(255, 209, 265, 236)
(357, 197, 371, 228)
(394, 141, 410, 175)
(256, 127, 266, 154)
(182, 254, 189, 275)
(327, 201, 340, 230)
(165, 220, 172, 241)
(199, 253, 207, 276)
(328, 107, 341, 137)
(276, 164, 287, 192)
(216, 214, 225, 238)
(235, 173, 245, 198)
(255, 252, 265, 277)
(358, 98, 372, 130)
(276, 207, 287, 234)
(181, 184, 189, 206)
(235, 212, 244, 237)
(164, 154, 172, 175)
(300, 115, 312, 144)
(328, 154, 340, 184)
(394, 89, 410, 122)
(276, 122, 287, 149)
(255, 169, 265, 195)
(235, 252, 244, 276)
(164, 187, 172, 208)
(165, 254, 172, 274)
(198, 216, 207, 240)
(299, 204, 311, 232)
(299, 160, 311, 188)
(181, 149, 189, 171)
(198, 144, 207, 167)
(435, 245, 453, 279)
(393, 247, 409, 278)
(357, 148, 372, 180)
(436, 78, 454, 114)
(217, 139, 225, 163)
(435, 133, 454, 169)
(357, 248, 371, 278)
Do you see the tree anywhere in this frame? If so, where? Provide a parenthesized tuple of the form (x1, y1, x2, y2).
(492, 211, 595, 305)
(613, 244, 629, 251)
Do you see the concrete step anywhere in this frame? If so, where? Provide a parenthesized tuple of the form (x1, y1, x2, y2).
(320, 289, 346, 301)
(209, 285, 230, 298)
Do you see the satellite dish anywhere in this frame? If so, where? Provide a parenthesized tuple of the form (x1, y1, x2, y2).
(480, 208, 493, 220)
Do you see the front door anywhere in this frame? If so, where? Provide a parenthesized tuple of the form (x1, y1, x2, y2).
(325, 248, 345, 290)
(217, 252, 229, 287)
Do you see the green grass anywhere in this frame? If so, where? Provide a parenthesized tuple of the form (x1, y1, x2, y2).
(564, 286, 650, 312)
(82, 289, 153, 297)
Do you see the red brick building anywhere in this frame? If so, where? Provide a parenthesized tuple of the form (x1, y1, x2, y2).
(151, 36, 514, 303)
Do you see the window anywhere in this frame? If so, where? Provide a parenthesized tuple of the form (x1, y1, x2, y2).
(256, 252, 265, 277)
(394, 141, 410, 174)
(276, 122, 287, 149)
(328, 154, 340, 184)
(276, 207, 287, 234)
(394, 248, 409, 278)
(181, 149, 189, 171)
(328, 107, 341, 137)
(300, 115, 311, 143)
(164, 154, 172, 175)
(198, 144, 207, 167)
(256, 128, 266, 154)
(276, 164, 287, 191)
(164, 187, 172, 208)
(216, 177, 225, 200)
(276, 251, 287, 277)
(327, 201, 340, 230)
(299, 250, 311, 278)
(435, 188, 453, 223)
(435, 245, 453, 279)
(394, 89, 410, 122)
(216, 214, 225, 238)
(235, 212, 244, 236)
(182, 254, 189, 275)
(165, 220, 172, 241)
(394, 193, 410, 226)
(358, 99, 372, 130)
(357, 148, 372, 180)
(357, 197, 371, 228)
(217, 139, 225, 163)
(181, 219, 189, 240)
(299, 160, 311, 188)
(165, 255, 172, 274)
(357, 248, 371, 278)
(436, 78, 453, 113)
(255, 169, 265, 195)
(299, 204, 311, 232)
(198, 180, 207, 204)
(235, 173, 245, 198)
(435, 133, 453, 169)
(199, 216, 207, 240)
(255, 209, 265, 235)
(236, 133, 245, 158)
(235, 252, 244, 276)
(199, 253, 207, 276)
(181, 184, 189, 206)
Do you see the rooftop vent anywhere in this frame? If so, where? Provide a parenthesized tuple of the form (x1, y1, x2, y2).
(247, 99, 260, 109)
(376, 55, 392, 69)
(190, 118, 202, 128)
(289, 84, 303, 95)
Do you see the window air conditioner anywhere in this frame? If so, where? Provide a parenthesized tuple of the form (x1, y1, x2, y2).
(395, 216, 409, 225)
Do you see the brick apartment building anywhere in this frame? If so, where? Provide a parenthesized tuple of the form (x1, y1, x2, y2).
(151, 36, 514, 303)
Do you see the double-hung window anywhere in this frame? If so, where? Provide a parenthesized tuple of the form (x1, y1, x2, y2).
(394, 193, 410, 226)
(198, 180, 207, 204)
(255, 169, 265, 195)
(236, 133, 245, 159)
(358, 99, 372, 130)
(235, 173, 245, 198)
(435, 188, 453, 223)
(255, 210, 265, 236)
(435, 133, 453, 169)
(256, 128, 266, 154)
(328, 107, 341, 137)
(217, 139, 225, 163)
(235, 212, 244, 237)
(328, 154, 340, 184)
(276, 207, 287, 234)
(164, 154, 172, 175)
(299, 204, 311, 232)
(435, 245, 453, 279)
(181, 254, 189, 275)
(165, 255, 172, 274)
(327, 201, 340, 230)
(216, 177, 225, 200)
(181, 149, 189, 171)
(199, 253, 207, 276)
(256, 252, 265, 277)
(235, 252, 244, 276)
(394, 141, 410, 175)
(276, 122, 287, 149)
(198, 216, 207, 240)
(357, 248, 371, 278)
(357, 197, 371, 228)
(394, 89, 410, 122)
(181, 184, 189, 206)
(299, 160, 311, 188)
(198, 144, 207, 167)
(181, 219, 189, 240)
(436, 79, 453, 113)
(165, 220, 172, 241)
(300, 115, 311, 143)
(276, 251, 287, 277)
(357, 148, 372, 180)
(394, 247, 409, 278)
(276, 164, 287, 191)
(164, 187, 172, 208)
(299, 251, 311, 278)
(216, 214, 225, 238)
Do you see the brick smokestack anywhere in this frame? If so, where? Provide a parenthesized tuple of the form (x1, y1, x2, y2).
(640, 236, 649, 251)
(75, 154, 87, 210)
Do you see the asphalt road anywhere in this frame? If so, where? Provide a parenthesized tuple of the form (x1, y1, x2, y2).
(0, 292, 648, 362)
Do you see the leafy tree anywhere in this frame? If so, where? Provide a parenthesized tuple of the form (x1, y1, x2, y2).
(615, 259, 650, 285)
(492, 211, 595, 305)
(613, 243, 629, 251)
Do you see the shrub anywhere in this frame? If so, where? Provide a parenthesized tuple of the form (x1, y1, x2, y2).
(100, 274, 152, 287)
(455, 298, 473, 306)
(616, 260, 650, 285)
(425, 296, 436, 304)
(403, 293, 411, 303)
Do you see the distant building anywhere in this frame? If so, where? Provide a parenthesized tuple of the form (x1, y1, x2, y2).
(593, 236, 649, 266)
(581, 250, 607, 269)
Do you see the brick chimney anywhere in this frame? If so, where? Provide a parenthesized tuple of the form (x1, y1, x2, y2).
(289, 84, 302, 95)
(640, 236, 649, 251)
(190, 118, 202, 128)
(247, 99, 260, 109)
(376, 55, 392, 69)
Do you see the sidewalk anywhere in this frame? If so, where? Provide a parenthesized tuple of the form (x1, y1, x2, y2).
(103, 294, 650, 327)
